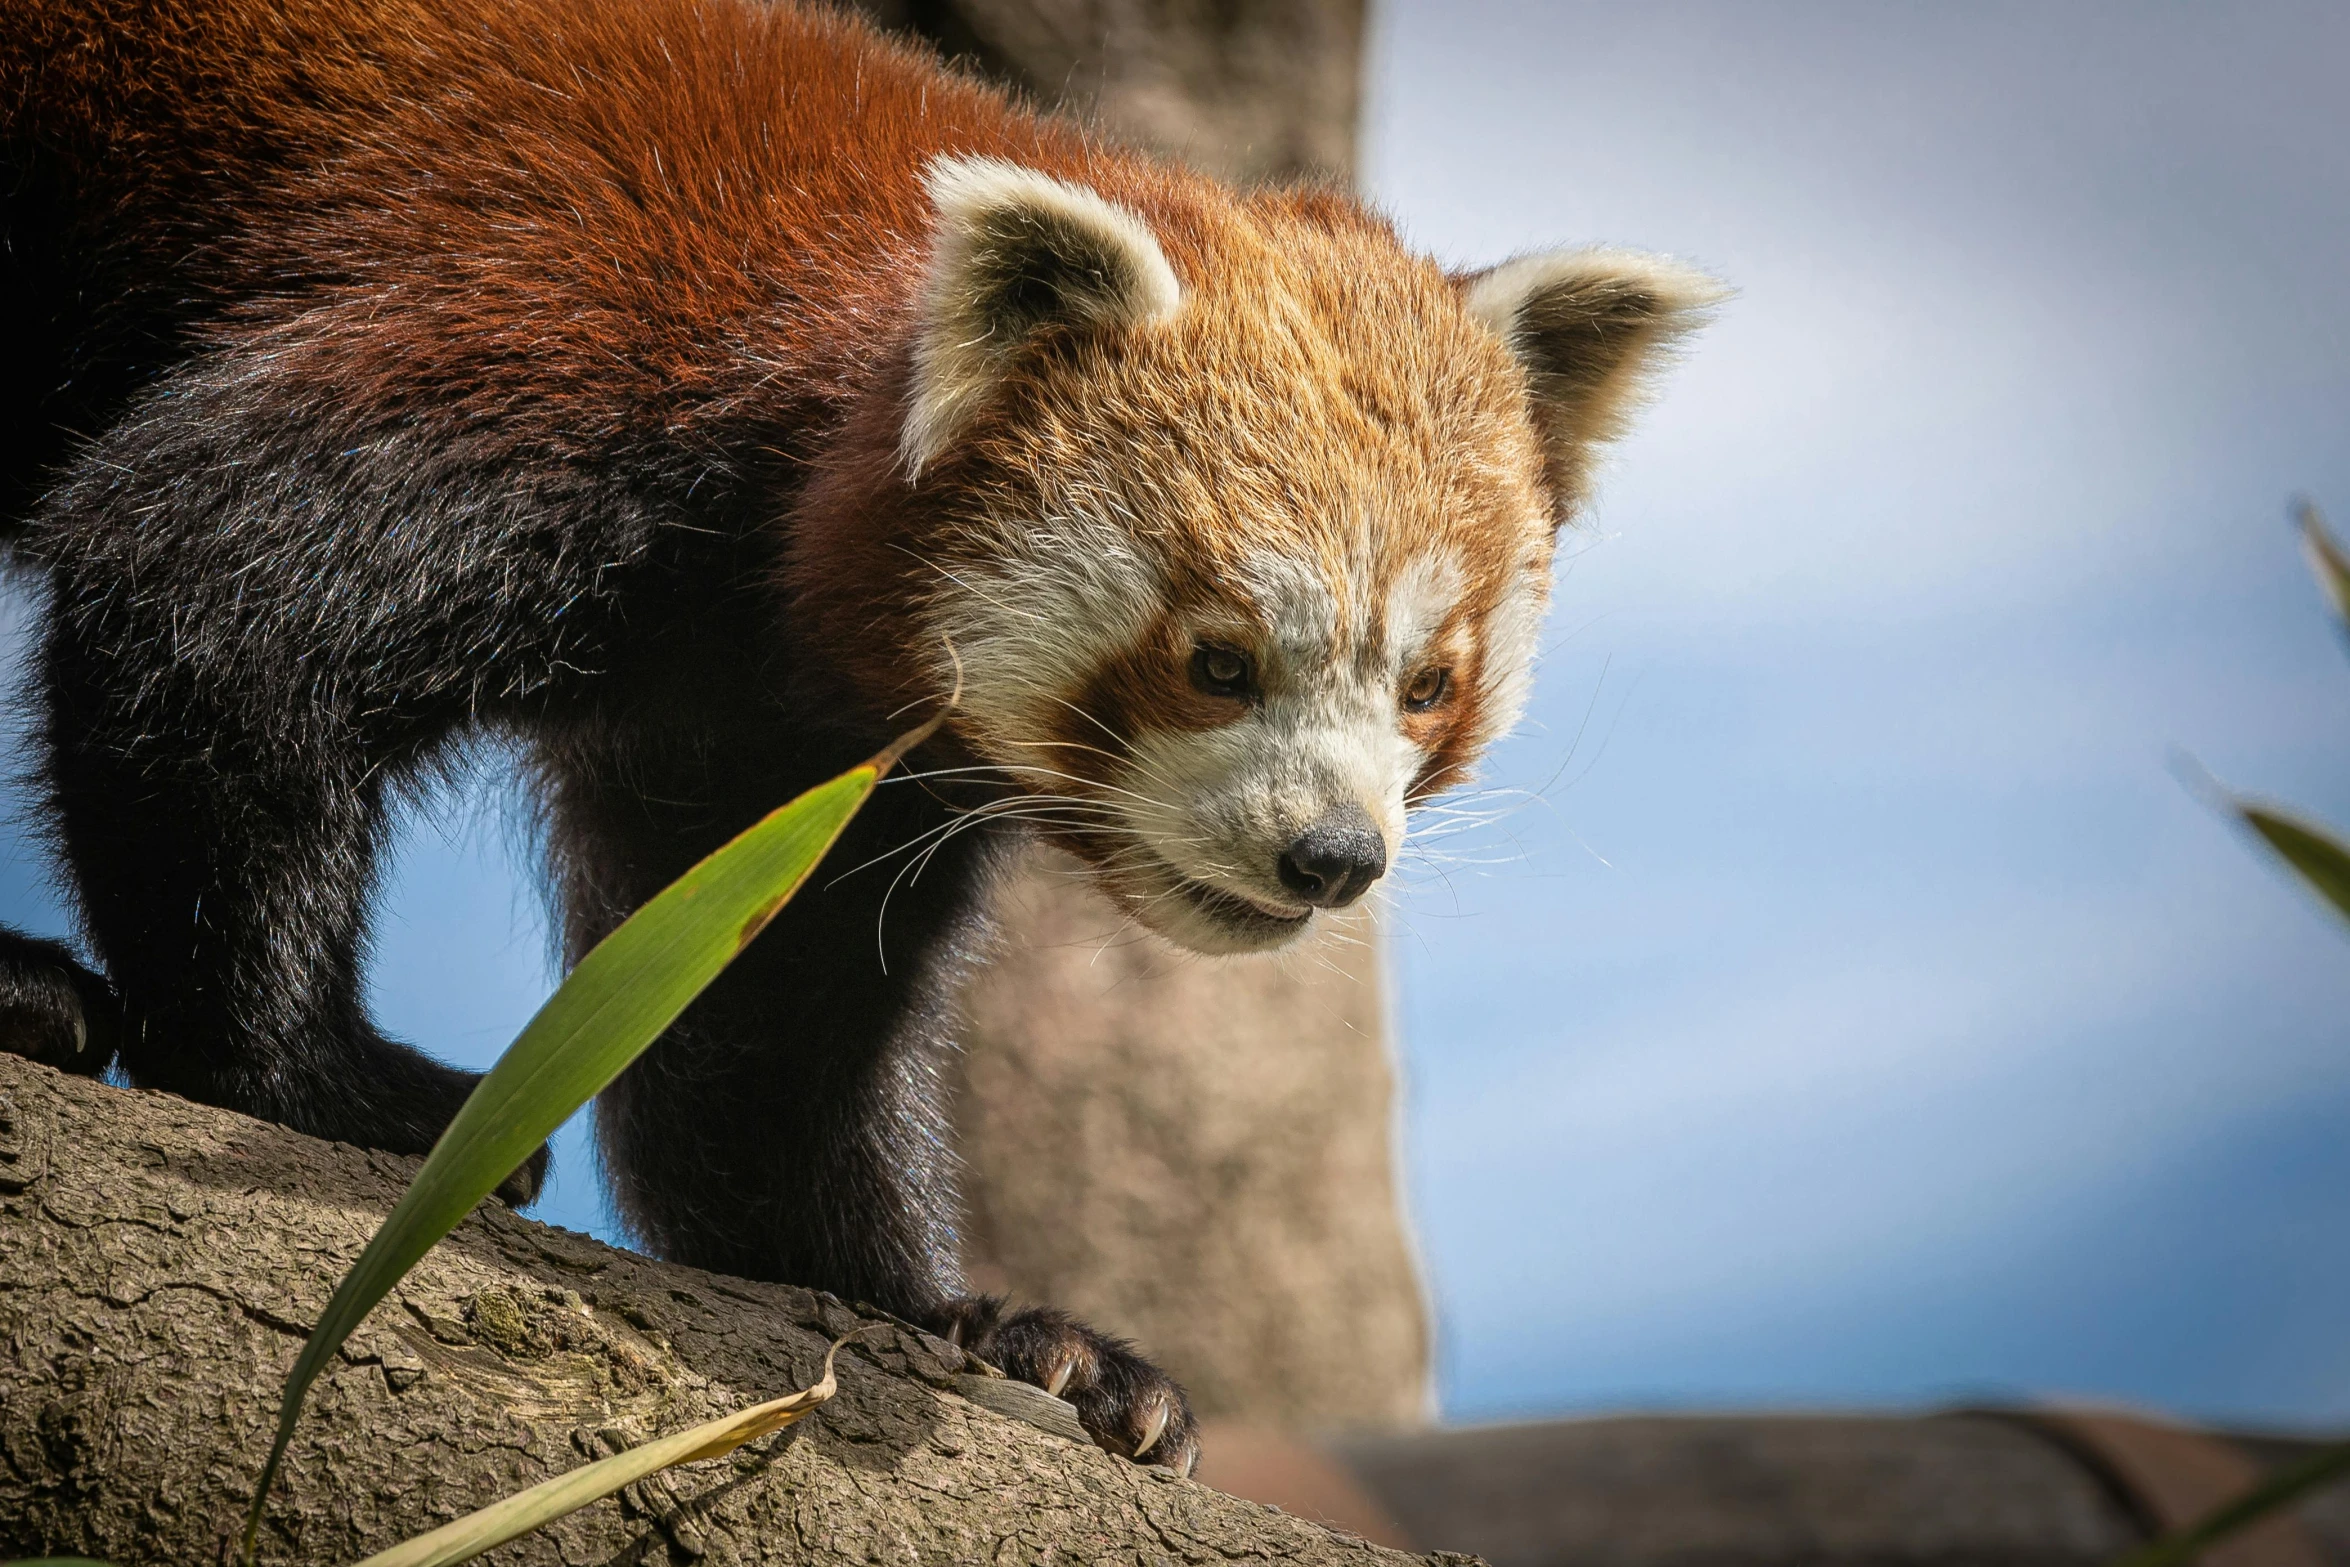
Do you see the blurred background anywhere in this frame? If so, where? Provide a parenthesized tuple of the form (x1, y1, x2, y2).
(1372, 0, 2350, 1428)
(8, 0, 2350, 1558)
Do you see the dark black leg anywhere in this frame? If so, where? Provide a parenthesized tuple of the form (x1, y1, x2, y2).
(548, 708, 1196, 1466)
(11, 351, 672, 1203)
(550, 712, 987, 1306)
(0, 928, 123, 1077)
(34, 603, 546, 1205)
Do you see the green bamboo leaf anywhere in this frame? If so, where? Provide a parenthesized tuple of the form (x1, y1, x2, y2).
(2297, 500, 2350, 635)
(2240, 802, 2350, 926)
(2109, 1436, 2350, 1567)
(241, 716, 943, 1566)
(349, 1329, 871, 1567)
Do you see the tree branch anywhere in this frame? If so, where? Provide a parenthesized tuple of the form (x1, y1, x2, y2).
(0, 1055, 1448, 1566)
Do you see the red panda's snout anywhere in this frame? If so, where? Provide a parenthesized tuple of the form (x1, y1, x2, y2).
(925, 527, 1547, 955)
(1101, 647, 1428, 953)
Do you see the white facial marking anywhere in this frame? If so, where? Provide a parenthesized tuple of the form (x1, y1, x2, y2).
(1386, 551, 1465, 671)
(1099, 547, 1473, 952)
(926, 489, 1163, 776)
(927, 502, 1540, 955)
(1474, 542, 1551, 752)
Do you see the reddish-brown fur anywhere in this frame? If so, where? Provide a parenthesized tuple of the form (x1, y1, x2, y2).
(8, 0, 1536, 775)
(788, 185, 1548, 838)
(9, 0, 1068, 440)
(2, 0, 1712, 1474)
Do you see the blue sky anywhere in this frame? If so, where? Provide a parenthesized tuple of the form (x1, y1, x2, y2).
(1365, 1, 2350, 1426)
(2, 0, 2346, 1435)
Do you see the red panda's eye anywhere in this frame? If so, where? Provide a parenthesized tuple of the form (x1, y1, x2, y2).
(1402, 667, 1451, 712)
(1190, 643, 1254, 700)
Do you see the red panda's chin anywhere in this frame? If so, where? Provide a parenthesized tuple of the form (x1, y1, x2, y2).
(1035, 825, 1315, 954)
(1166, 877, 1315, 952)
(1103, 861, 1316, 956)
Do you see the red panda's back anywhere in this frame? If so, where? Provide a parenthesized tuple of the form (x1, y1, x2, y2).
(5, 0, 450, 504)
(0, 0, 1099, 509)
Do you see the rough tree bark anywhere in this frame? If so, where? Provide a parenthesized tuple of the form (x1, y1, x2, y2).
(0, 1054, 1461, 1566)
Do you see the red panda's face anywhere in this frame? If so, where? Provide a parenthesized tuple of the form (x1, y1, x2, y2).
(894, 159, 1719, 954)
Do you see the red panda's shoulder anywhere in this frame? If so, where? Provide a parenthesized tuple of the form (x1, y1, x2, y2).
(2, 0, 1242, 466)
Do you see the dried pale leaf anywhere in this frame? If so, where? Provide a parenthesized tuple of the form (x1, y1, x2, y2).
(2109, 1436, 2350, 1567)
(350, 1332, 868, 1567)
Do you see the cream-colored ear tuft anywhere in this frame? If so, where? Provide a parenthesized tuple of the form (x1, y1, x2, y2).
(902, 156, 1182, 478)
(1462, 248, 1726, 520)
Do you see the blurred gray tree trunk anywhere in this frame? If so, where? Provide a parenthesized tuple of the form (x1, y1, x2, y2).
(849, 0, 1364, 183)
(846, 0, 1430, 1434)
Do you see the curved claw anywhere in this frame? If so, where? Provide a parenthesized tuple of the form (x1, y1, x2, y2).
(1131, 1396, 1170, 1460)
(923, 1295, 1195, 1472)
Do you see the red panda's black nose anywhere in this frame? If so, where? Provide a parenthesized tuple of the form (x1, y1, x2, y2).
(1277, 805, 1388, 909)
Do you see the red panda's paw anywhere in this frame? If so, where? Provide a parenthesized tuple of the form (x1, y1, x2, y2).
(930, 1296, 1199, 1476)
(0, 928, 122, 1078)
(494, 1143, 552, 1208)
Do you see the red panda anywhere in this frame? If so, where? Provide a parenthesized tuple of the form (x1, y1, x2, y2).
(0, 0, 1718, 1471)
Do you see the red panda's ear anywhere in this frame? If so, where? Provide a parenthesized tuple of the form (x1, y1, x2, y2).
(902, 156, 1183, 477)
(1459, 249, 1725, 521)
